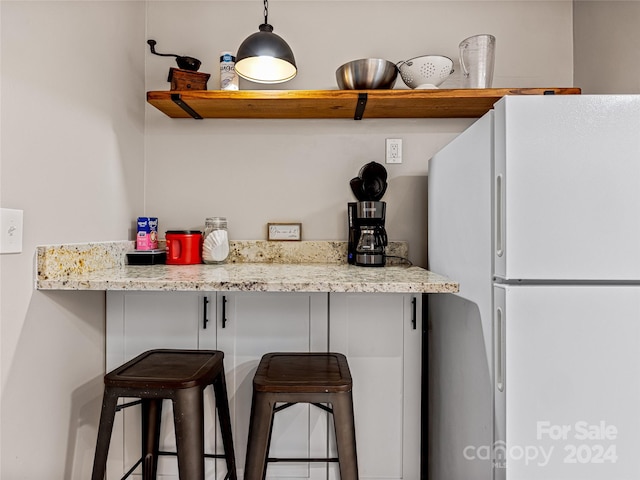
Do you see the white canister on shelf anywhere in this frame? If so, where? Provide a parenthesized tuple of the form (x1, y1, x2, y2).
(203, 217, 230, 264)
(220, 52, 239, 90)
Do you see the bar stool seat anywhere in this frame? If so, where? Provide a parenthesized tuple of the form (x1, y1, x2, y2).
(91, 349, 237, 480)
(244, 352, 358, 480)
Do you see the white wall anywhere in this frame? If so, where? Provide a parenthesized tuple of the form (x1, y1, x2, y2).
(145, 1, 574, 269)
(574, 0, 640, 94)
(0, 1, 580, 479)
(0, 2, 145, 478)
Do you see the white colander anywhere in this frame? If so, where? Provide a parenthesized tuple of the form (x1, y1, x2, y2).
(397, 55, 454, 89)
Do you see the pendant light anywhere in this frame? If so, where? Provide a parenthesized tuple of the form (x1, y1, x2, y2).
(235, 0, 297, 84)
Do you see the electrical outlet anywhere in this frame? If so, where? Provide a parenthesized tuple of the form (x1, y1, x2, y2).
(0, 208, 23, 254)
(386, 138, 402, 164)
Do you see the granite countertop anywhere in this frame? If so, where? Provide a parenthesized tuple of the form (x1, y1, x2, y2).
(35, 241, 458, 294)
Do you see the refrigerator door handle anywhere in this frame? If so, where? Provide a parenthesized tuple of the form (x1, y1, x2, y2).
(495, 173, 504, 258)
(495, 306, 505, 392)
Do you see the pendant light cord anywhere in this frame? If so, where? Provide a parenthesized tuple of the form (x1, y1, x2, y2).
(263, 0, 269, 25)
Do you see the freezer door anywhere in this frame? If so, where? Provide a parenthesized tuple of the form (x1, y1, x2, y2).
(493, 95, 640, 281)
(494, 284, 640, 480)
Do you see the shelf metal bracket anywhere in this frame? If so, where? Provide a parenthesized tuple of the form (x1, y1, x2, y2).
(354, 93, 367, 120)
(171, 93, 203, 119)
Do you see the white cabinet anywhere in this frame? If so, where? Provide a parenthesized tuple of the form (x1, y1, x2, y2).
(105, 290, 421, 480)
(106, 291, 209, 480)
(106, 291, 210, 370)
(105, 291, 328, 480)
(216, 292, 329, 480)
(329, 293, 422, 480)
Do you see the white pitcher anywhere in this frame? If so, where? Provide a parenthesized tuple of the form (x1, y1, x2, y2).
(459, 34, 496, 88)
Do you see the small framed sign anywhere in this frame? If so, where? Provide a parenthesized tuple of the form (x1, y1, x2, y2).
(267, 223, 302, 241)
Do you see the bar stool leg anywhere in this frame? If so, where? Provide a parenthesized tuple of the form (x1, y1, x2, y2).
(173, 387, 205, 480)
(91, 390, 119, 480)
(141, 398, 163, 480)
(332, 392, 359, 480)
(213, 371, 238, 480)
(244, 392, 276, 480)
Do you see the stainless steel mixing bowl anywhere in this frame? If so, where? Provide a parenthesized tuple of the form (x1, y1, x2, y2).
(336, 58, 398, 89)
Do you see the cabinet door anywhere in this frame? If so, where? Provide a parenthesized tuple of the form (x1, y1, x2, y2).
(106, 291, 210, 369)
(216, 292, 329, 480)
(106, 291, 214, 480)
(329, 293, 422, 480)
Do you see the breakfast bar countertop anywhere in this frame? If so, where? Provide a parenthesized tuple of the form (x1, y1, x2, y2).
(35, 240, 459, 294)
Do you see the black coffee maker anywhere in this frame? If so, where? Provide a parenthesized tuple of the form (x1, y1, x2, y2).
(348, 162, 389, 267)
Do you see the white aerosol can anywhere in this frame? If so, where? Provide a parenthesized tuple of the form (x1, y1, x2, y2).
(220, 52, 239, 90)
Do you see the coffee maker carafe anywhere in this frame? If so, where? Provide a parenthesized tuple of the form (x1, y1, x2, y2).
(348, 201, 388, 266)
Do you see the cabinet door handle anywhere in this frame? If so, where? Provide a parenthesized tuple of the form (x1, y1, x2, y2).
(203, 297, 209, 329)
(411, 297, 417, 330)
(222, 295, 228, 329)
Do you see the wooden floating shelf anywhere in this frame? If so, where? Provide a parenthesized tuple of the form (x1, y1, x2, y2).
(146, 88, 582, 120)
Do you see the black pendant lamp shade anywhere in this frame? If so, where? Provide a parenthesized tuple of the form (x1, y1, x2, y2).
(235, 1, 297, 84)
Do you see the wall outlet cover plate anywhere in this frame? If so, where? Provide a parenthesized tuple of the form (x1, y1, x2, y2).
(385, 138, 403, 164)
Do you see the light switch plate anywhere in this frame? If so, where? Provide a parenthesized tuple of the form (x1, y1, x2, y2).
(0, 208, 23, 254)
(268, 223, 302, 241)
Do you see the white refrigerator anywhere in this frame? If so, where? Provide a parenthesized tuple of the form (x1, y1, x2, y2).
(427, 95, 640, 480)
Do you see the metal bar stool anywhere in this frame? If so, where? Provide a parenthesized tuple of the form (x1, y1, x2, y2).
(91, 349, 237, 480)
(244, 352, 359, 480)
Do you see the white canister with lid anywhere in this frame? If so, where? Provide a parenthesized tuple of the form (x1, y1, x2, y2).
(203, 217, 230, 264)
